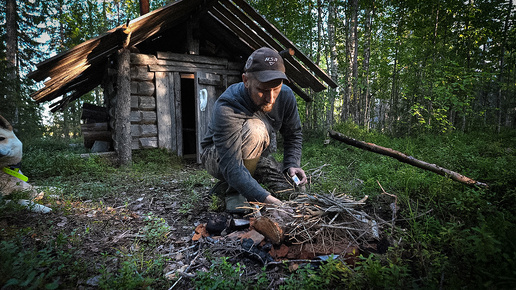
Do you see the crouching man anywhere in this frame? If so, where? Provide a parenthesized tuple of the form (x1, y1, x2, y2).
(200, 47, 307, 213)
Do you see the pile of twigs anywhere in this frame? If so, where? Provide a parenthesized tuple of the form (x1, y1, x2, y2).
(260, 191, 382, 251)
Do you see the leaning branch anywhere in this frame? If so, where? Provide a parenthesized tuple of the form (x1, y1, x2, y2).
(328, 130, 488, 188)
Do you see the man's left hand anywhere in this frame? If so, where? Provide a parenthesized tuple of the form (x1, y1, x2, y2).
(287, 167, 307, 185)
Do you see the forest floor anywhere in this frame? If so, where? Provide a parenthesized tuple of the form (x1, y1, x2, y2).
(0, 158, 394, 289)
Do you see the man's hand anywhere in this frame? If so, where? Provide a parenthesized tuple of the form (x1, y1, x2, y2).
(263, 194, 293, 221)
(264, 194, 282, 205)
(287, 167, 307, 185)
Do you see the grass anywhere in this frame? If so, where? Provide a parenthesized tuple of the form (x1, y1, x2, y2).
(299, 123, 516, 288)
(1, 126, 516, 289)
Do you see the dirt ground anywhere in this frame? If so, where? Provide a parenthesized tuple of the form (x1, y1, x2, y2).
(0, 160, 394, 288)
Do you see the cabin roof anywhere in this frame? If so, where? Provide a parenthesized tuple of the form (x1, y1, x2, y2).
(28, 0, 337, 112)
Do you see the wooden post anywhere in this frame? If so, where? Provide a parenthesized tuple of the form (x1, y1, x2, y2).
(155, 72, 173, 150)
(139, 0, 149, 15)
(115, 48, 132, 166)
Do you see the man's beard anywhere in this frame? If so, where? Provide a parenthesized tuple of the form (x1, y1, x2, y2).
(260, 103, 273, 113)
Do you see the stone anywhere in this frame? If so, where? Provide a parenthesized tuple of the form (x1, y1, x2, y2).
(240, 229, 264, 245)
(229, 218, 250, 231)
(206, 214, 228, 235)
(91, 141, 111, 153)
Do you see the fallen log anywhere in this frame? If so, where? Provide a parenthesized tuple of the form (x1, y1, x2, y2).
(328, 130, 488, 188)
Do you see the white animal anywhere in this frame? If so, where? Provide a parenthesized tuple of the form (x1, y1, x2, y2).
(0, 115, 51, 213)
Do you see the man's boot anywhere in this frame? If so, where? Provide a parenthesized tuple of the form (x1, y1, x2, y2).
(225, 157, 261, 214)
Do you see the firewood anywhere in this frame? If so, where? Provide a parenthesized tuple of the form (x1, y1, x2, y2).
(252, 216, 284, 245)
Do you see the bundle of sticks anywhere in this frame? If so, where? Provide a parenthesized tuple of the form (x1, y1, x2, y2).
(250, 191, 382, 252)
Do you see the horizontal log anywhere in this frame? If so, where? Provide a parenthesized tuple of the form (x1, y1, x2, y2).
(130, 65, 155, 81)
(136, 96, 156, 110)
(148, 64, 241, 76)
(82, 129, 112, 149)
(130, 53, 158, 65)
(157, 51, 228, 66)
(132, 137, 158, 149)
(81, 122, 108, 131)
(81, 103, 109, 122)
(130, 111, 157, 124)
(82, 130, 112, 141)
(198, 77, 223, 86)
(131, 124, 157, 137)
(157, 59, 226, 70)
(131, 81, 155, 96)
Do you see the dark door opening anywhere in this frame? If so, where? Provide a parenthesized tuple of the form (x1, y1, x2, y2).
(181, 74, 196, 157)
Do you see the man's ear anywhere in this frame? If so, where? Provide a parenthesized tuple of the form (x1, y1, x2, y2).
(242, 73, 249, 88)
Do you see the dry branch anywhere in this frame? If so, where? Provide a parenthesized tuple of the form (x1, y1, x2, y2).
(329, 130, 488, 188)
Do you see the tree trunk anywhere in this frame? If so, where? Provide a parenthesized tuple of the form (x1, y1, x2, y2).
(340, 1, 349, 123)
(140, 0, 149, 15)
(5, 0, 16, 73)
(497, 0, 512, 133)
(327, 0, 338, 129)
(5, 0, 18, 124)
(329, 130, 488, 188)
(389, 16, 401, 134)
(362, 2, 374, 130)
(349, 0, 359, 124)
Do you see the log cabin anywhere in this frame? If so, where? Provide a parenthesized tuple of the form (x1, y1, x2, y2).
(28, 0, 337, 164)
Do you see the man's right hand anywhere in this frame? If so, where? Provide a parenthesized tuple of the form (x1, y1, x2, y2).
(263, 194, 294, 221)
(264, 194, 282, 205)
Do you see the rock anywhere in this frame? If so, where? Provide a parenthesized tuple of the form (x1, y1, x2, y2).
(269, 244, 289, 259)
(192, 223, 209, 241)
(206, 214, 227, 235)
(240, 229, 264, 245)
(86, 275, 102, 286)
(229, 218, 250, 231)
(91, 141, 111, 153)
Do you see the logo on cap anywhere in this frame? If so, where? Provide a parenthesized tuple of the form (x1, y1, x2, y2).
(245, 56, 254, 70)
(265, 56, 278, 66)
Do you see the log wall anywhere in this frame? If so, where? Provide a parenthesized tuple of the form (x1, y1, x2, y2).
(90, 51, 243, 158)
(130, 53, 158, 149)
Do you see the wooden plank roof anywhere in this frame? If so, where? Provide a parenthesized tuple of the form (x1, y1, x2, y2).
(28, 0, 337, 111)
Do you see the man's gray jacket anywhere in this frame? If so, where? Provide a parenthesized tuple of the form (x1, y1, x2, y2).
(201, 82, 302, 202)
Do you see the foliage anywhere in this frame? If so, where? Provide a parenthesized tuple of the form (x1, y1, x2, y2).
(194, 257, 268, 289)
(178, 171, 212, 214)
(132, 148, 183, 174)
(280, 256, 352, 289)
(0, 231, 81, 289)
(98, 246, 168, 289)
(300, 125, 516, 288)
(141, 213, 171, 246)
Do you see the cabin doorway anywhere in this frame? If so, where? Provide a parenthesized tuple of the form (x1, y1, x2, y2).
(180, 74, 196, 158)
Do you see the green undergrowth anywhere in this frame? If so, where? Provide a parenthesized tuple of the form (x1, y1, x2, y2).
(298, 123, 516, 288)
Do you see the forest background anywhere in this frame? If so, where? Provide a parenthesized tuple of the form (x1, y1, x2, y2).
(1, 0, 515, 138)
(1, 0, 516, 289)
